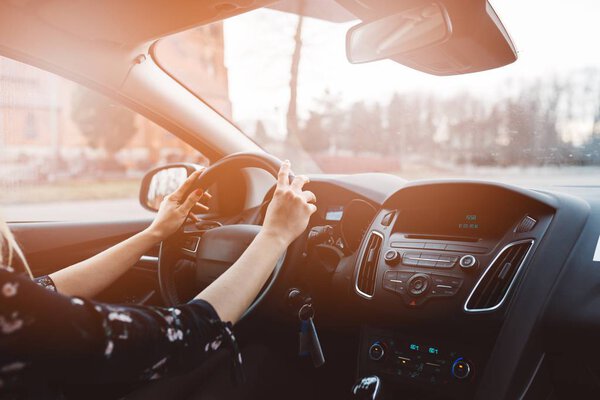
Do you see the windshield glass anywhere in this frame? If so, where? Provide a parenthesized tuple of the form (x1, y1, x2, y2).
(156, 0, 600, 186)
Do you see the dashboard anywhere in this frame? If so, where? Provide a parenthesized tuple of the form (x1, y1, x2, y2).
(271, 173, 600, 399)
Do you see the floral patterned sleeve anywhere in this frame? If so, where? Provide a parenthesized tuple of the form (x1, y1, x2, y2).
(33, 275, 57, 292)
(0, 267, 237, 396)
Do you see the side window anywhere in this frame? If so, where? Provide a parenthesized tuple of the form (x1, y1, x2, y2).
(0, 56, 208, 222)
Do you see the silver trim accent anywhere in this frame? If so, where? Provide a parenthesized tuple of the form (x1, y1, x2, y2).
(436, 284, 452, 289)
(352, 375, 381, 400)
(459, 254, 477, 268)
(355, 231, 384, 299)
(139, 255, 159, 264)
(518, 353, 546, 400)
(390, 279, 404, 283)
(464, 239, 535, 313)
(181, 236, 200, 255)
(452, 359, 471, 380)
(368, 343, 385, 361)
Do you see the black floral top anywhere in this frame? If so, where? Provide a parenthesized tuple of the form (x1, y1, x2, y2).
(0, 266, 237, 398)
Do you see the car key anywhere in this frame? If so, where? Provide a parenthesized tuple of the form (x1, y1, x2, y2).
(298, 303, 325, 367)
(298, 303, 312, 357)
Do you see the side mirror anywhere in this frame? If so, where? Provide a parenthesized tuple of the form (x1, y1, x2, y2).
(345, 0, 517, 75)
(139, 164, 200, 212)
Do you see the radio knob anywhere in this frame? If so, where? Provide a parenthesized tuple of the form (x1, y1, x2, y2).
(451, 358, 472, 380)
(407, 274, 430, 296)
(368, 342, 385, 361)
(384, 250, 401, 265)
(459, 255, 478, 270)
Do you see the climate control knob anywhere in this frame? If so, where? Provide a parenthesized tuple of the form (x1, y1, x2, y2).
(459, 255, 478, 270)
(368, 342, 385, 361)
(407, 273, 430, 296)
(384, 250, 401, 265)
(451, 358, 472, 380)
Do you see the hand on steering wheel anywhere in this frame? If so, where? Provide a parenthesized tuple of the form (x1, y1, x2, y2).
(156, 152, 316, 311)
(147, 169, 210, 240)
(261, 160, 317, 246)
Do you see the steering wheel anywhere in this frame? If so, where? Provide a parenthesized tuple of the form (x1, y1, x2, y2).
(157, 152, 290, 316)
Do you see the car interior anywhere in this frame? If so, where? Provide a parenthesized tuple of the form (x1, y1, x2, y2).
(1, 0, 600, 399)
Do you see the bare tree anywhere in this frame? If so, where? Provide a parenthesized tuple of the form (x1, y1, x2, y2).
(286, 1, 305, 146)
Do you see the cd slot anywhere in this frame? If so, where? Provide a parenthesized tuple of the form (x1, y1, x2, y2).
(404, 234, 480, 243)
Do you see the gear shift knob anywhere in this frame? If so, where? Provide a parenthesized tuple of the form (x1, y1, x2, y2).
(351, 375, 381, 400)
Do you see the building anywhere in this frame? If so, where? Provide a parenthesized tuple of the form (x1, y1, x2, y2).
(0, 23, 230, 172)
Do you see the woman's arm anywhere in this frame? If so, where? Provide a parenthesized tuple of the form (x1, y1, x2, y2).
(0, 162, 315, 391)
(49, 170, 208, 298)
(196, 160, 316, 323)
(0, 266, 225, 389)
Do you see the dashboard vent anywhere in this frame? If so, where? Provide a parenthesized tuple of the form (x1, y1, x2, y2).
(465, 240, 534, 312)
(356, 231, 383, 298)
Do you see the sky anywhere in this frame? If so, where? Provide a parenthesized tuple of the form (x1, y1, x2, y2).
(223, 0, 600, 136)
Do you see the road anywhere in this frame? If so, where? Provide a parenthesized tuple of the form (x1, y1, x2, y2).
(2, 166, 598, 222)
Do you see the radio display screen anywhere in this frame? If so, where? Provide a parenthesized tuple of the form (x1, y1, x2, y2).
(395, 208, 510, 238)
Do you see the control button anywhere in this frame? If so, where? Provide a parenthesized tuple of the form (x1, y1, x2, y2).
(438, 286, 458, 296)
(383, 271, 398, 292)
(432, 276, 446, 285)
(435, 255, 456, 268)
(407, 274, 430, 296)
(430, 275, 463, 297)
(402, 252, 420, 266)
(417, 253, 439, 268)
(449, 278, 462, 286)
(394, 284, 406, 294)
(441, 255, 458, 262)
(446, 244, 487, 253)
(384, 250, 401, 265)
(451, 358, 471, 380)
(459, 255, 478, 269)
(383, 278, 396, 292)
(398, 272, 413, 280)
(384, 271, 412, 295)
(384, 270, 398, 279)
(424, 243, 446, 250)
(369, 342, 385, 361)
(381, 211, 396, 226)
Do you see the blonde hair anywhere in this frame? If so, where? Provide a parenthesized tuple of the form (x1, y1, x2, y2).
(0, 214, 31, 277)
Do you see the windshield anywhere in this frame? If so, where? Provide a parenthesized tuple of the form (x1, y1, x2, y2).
(156, 0, 600, 186)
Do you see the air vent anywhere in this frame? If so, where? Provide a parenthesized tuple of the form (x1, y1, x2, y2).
(465, 240, 534, 312)
(355, 231, 383, 298)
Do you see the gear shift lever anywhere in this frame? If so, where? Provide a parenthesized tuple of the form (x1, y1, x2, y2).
(352, 376, 381, 400)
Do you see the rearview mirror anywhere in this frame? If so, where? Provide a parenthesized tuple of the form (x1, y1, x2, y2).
(346, 0, 517, 75)
(140, 164, 198, 212)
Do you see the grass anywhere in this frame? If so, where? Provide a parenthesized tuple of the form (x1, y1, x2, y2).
(0, 179, 141, 204)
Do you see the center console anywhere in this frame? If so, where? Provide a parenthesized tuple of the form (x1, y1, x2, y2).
(351, 182, 555, 399)
(358, 326, 488, 399)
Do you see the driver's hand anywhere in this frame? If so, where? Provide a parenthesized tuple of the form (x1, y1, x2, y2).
(146, 169, 209, 241)
(262, 160, 317, 246)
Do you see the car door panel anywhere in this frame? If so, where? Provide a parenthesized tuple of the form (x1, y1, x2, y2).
(10, 219, 163, 305)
